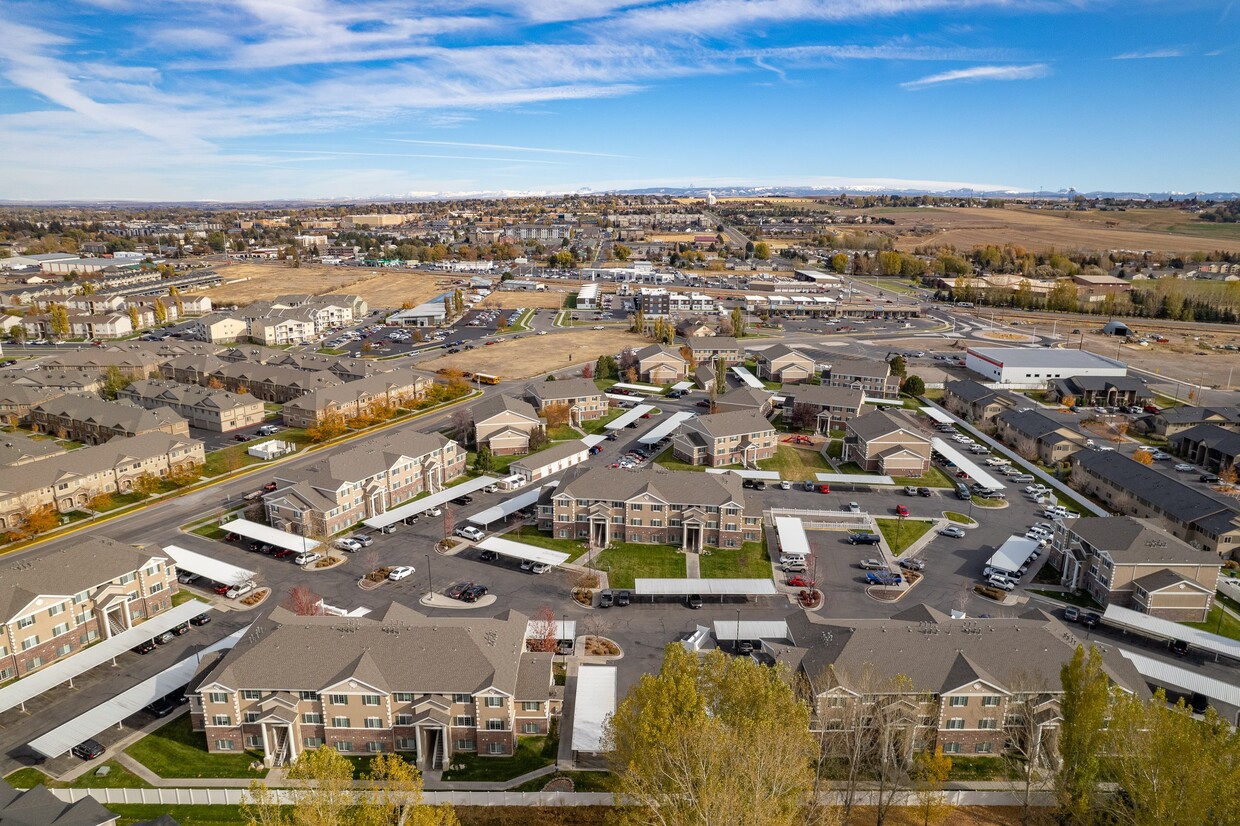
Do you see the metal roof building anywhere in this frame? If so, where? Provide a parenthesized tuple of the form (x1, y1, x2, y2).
(966, 347, 1128, 383)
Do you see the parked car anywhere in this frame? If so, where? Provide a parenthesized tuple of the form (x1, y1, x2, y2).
(350, 534, 373, 547)
(865, 571, 902, 586)
(1080, 612, 1101, 629)
(847, 502, 861, 513)
(295, 551, 323, 566)
(530, 562, 551, 574)
(226, 581, 257, 599)
(787, 575, 815, 588)
(898, 558, 925, 572)
(447, 582, 474, 600)
(132, 639, 156, 655)
(598, 590, 614, 608)
(145, 697, 178, 718)
(894, 504, 909, 517)
(917, 487, 931, 497)
(72, 739, 106, 760)
(479, 550, 499, 561)
(849, 533, 881, 545)
(1174, 463, 1195, 472)
(171, 622, 190, 636)
(818, 483, 831, 493)
(686, 593, 703, 609)
(190, 612, 211, 626)
(262, 481, 277, 491)
(455, 526, 485, 542)
(388, 566, 415, 581)
(154, 630, 176, 645)
(1063, 606, 1081, 622)
(425, 506, 443, 517)
(615, 590, 631, 606)
(461, 584, 489, 602)
(177, 571, 200, 585)
(452, 495, 474, 505)
(938, 526, 965, 538)
(858, 558, 887, 570)
(986, 575, 1015, 591)
(335, 538, 362, 553)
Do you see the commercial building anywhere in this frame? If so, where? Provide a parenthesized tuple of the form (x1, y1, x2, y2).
(191, 603, 556, 769)
(1048, 516, 1220, 621)
(29, 395, 189, 445)
(840, 410, 931, 476)
(672, 409, 777, 467)
(539, 465, 760, 551)
(965, 347, 1127, 385)
(0, 537, 177, 681)
(118, 380, 266, 432)
(264, 429, 465, 537)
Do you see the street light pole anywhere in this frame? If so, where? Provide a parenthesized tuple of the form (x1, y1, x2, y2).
(425, 553, 432, 600)
(735, 608, 741, 654)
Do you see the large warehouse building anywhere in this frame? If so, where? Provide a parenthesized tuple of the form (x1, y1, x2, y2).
(965, 347, 1128, 384)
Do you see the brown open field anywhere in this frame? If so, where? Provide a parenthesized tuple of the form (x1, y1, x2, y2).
(420, 329, 644, 379)
(871, 207, 1240, 255)
(477, 290, 566, 309)
(184, 261, 455, 308)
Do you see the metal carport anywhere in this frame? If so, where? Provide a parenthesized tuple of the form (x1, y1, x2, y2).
(0, 602, 210, 715)
(930, 437, 1006, 490)
(774, 517, 810, 558)
(705, 468, 781, 481)
(987, 535, 1040, 574)
(163, 545, 255, 588)
(1103, 604, 1240, 662)
(1119, 649, 1240, 723)
(730, 365, 765, 390)
(633, 579, 778, 602)
(468, 483, 557, 527)
(570, 666, 616, 761)
(218, 518, 320, 552)
(815, 472, 896, 486)
(638, 411, 695, 445)
(361, 476, 500, 530)
(712, 620, 791, 641)
(28, 625, 249, 759)
(605, 404, 655, 430)
(474, 536, 570, 567)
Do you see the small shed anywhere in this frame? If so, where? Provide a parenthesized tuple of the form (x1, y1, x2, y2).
(248, 440, 294, 460)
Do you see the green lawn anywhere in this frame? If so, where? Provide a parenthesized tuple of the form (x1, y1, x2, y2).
(202, 429, 310, 477)
(465, 449, 523, 477)
(190, 521, 229, 541)
(441, 736, 555, 783)
(874, 518, 933, 556)
(171, 589, 205, 607)
(824, 439, 843, 459)
(971, 495, 1007, 508)
(125, 716, 266, 780)
(581, 408, 623, 435)
(546, 425, 579, 442)
(6, 760, 152, 789)
(513, 770, 617, 793)
(1032, 562, 1063, 585)
(700, 541, 771, 578)
(892, 464, 955, 488)
(592, 543, 687, 588)
(947, 756, 1022, 782)
(1027, 589, 1104, 610)
(506, 525, 591, 562)
(943, 511, 976, 525)
(653, 446, 707, 472)
(109, 805, 247, 826)
(1184, 604, 1240, 642)
(756, 445, 830, 479)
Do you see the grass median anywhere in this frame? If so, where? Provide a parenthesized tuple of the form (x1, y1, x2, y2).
(125, 716, 266, 780)
(592, 543, 686, 588)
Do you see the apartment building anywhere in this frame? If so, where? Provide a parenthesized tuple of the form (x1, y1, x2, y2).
(0, 432, 65, 466)
(0, 386, 66, 425)
(994, 409, 1086, 465)
(210, 363, 343, 404)
(526, 379, 607, 423)
(792, 605, 1146, 761)
(0, 368, 104, 395)
(1047, 376, 1153, 408)
(672, 409, 777, 467)
(118, 379, 265, 432)
(0, 537, 177, 681)
(539, 465, 760, 551)
(634, 344, 689, 384)
(713, 386, 774, 416)
(840, 410, 931, 476)
(782, 385, 865, 433)
(1139, 405, 1240, 439)
(510, 440, 589, 484)
(685, 335, 741, 365)
(470, 394, 544, 455)
(1068, 450, 1240, 556)
(1171, 424, 1240, 473)
(281, 370, 431, 428)
(0, 432, 204, 528)
(190, 603, 556, 769)
(1048, 516, 1220, 621)
(753, 344, 816, 384)
(159, 354, 226, 385)
(42, 351, 162, 380)
(824, 355, 901, 400)
(250, 313, 316, 346)
(29, 394, 189, 445)
(941, 380, 1023, 427)
(265, 429, 465, 537)
(192, 314, 249, 344)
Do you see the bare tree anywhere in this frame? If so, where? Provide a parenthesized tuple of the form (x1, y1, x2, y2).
(282, 585, 323, 616)
(1004, 674, 1057, 826)
(449, 407, 473, 446)
(527, 605, 558, 652)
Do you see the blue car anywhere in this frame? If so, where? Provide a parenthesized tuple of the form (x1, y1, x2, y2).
(865, 571, 903, 586)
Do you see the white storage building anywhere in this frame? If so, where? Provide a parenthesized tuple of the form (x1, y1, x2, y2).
(965, 347, 1127, 384)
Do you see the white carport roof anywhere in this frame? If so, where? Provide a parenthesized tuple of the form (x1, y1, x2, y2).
(730, 365, 765, 389)
(987, 535, 1040, 573)
(712, 620, 790, 641)
(1103, 604, 1240, 661)
(638, 411, 695, 445)
(525, 620, 577, 641)
(1119, 649, 1240, 711)
(605, 404, 655, 430)
(634, 578, 778, 596)
(475, 535, 570, 566)
(920, 405, 954, 424)
(362, 476, 499, 529)
(218, 518, 320, 552)
(863, 396, 905, 406)
(670, 381, 694, 391)
(29, 626, 248, 759)
(706, 469, 781, 480)
(164, 545, 255, 586)
(469, 483, 557, 527)
(581, 434, 606, 448)
(0, 601, 210, 715)
(775, 517, 810, 557)
(816, 472, 896, 485)
(931, 437, 1006, 490)
(611, 382, 664, 394)
(571, 666, 616, 754)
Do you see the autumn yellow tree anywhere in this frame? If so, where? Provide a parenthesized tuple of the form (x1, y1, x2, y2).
(1132, 449, 1154, 466)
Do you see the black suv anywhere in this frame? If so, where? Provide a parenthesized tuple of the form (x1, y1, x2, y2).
(453, 495, 474, 505)
(190, 613, 211, 626)
(479, 550, 499, 562)
(72, 739, 106, 760)
(132, 639, 156, 655)
(145, 697, 178, 718)
(848, 533, 882, 545)
(461, 584, 489, 603)
(616, 590, 631, 607)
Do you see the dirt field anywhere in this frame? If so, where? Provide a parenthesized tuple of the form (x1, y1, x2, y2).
(420, 329, 644, 379)
(185, 262, 370, 305)
(327, 272, 453, 308)
(477, 290, 566, 309)
(875, 207, 1240, 255)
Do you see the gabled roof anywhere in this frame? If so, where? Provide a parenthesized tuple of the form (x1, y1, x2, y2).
(635, 344, 686, 363)
(31, 394, 185, 434)
(945, 379, 1003, 405)
(527, 378, 602, 402)
(716, 386, 772, 409)
(684, 408, 773, 438)
(469, 393, 540, 424)
(786, 384, 864, 410)
(1170, 423, 1240, 457)
(277, 429, 453, 493)
(556, 464, 748, 509)
(1070, 451, 1240, 530)
(1156, 406, 1240, 425)
(756, 343, 810, 362)
(686, 335, 738, 350)
(1065, 516, 1219, 567)
(847, 410, 929, 444)
(0, 778, 119, 826)
(827, 355, 890, 379)
(282, 370, 429, 415)
(1130, 568, 1213, 595)
(0, 536, 162, 623)
(996, 408, 1078, 440)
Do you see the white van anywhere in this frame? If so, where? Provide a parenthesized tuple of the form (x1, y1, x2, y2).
(780, 554, 807, 567)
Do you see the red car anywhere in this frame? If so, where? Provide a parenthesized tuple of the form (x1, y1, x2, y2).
(263, 482, 277, 492)
(641, 413, 651, 419)
(818, 483, 831, 493)
(787, 575, 816, 588)
(956, 471, 969, 479)
(895, 504, 909, 517)
(213, 584, 231, 595)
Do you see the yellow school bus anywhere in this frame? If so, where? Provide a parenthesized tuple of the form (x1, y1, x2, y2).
(475, 373, 501, 385)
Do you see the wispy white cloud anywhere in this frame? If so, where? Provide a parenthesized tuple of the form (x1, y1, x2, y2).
(901, 63, 1049, 89)
(1112, 49, 1182, 59)
(263, 148, 570, 165)
(384, 139, 627, 157)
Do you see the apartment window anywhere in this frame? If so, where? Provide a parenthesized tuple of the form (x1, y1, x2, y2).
(484, 697, 503, 708)
(486, 720, 506, 731)
(452, 693, 472, 704)
(118, 573, 135, 585)
(303, 713, 324, 725)
(56, 643, 72, 658)
(51, 623, 69, 637)
(396, 738, 417, 752)
(362, 695, 381, 706)
(946, 718, 965, 730)
(47, 604, 63, 617)
(395, 714, 414, 726)
(209, 692, 229, 704)
(982, 696, 1001, 707)
(454, 716, 475, 727)
(26, 656, 43, 671)
(522, 723, 541, 734)
(949, 696, 969, 707)
(73, 591, 89, 605)
(393, 692, 414, 703)
(332, 717, 351, 728)
(651, 519, 663, 527)
(216, 740, 235, 751)
(20, 637, 39, 651)
(335, 742, 353, 752)
(329, 694, 349, 705)
(979, 718, 998, 730)
(242, 690, 261, 700)
(456, 740, 476, 751)
(244, 712, 260, 723)
(298, 691, 318, 701)
(246, 735, 262, 749)
(942, 742, 961, 754)
(630, 518, 642, 527)
(150, 583, 164, 594)
(304, 737, 325, 748)
(975, 742, 994, 754)
(212, 715, 232, 726)
(522, 701, 541, 712)
(17, 616, 34, 630)
(368, 742, 385, 753)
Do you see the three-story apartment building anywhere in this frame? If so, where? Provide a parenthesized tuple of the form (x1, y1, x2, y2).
(281, 370, 431, 428)
(672, 409, 777, 467)
(526, 379, 607, 424)
(264, 429, 465, 536)
(118, 380, 266, 432)
(824, 355, 901, 400)
(190, 603, 556, 769)
(29, 394, 190, 445)
(538, 465, 760, 551)
(0, 537, 177, 681)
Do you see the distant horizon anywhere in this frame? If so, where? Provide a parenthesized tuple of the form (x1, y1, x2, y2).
(3, 1, 1237, 200)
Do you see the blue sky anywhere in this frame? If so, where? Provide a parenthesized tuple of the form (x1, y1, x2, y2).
(1, 0, 1237, 201)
